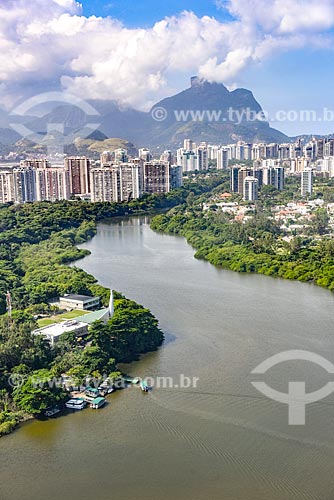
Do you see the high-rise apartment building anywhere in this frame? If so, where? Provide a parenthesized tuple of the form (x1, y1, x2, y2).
(236, 142, 252, 161)
(301, 169, 313, 197)
(252, 143, 266, 160)
(0, 170, 14, 203)
(20, 159, 49, 169)
(35, 167, 70, 201)
(262, 166, 285, 190)
(252, 168, 263, 188)
(324, 139, 334, 157)
(160, 151, 173, 163)
(119, 163, 141, 201)
(230, 166, 240, 193)
(114, 149, 128, 163)
(184, 139, 194, 151)
(196, 146, 209, 171)
(243, 176, 259, 201)
(139, 148, 152, 162)
(290, 157, 310, 173)
(237, 167, 252, 196)
(90, 163, 141, 202)
(178, 150, 197, 172)
(143, 161, 170, 194)
(217, 148, 229, 170)
(272, 167, 285, 191)
(100, 151, 113, 165)
(12, 167, 37, 203)
(278, 144, 291, 160)
(64, 157, 91, 195)
(170, 165, 183, 190)
(90, 166, 119, 203)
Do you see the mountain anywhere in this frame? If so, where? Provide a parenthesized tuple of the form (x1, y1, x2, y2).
(66, 137, 137, 157)
(147, 77, 288, 146)
(0, 135, 137, 159)
(0, 128, 21, 146)
(0, 78, 290, 155)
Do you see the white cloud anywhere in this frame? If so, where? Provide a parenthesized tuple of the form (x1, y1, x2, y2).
(0, 0, 332, 109)
(225, 0, 334, 33)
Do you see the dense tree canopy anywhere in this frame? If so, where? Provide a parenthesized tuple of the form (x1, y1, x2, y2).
(151, 177, 334, 292)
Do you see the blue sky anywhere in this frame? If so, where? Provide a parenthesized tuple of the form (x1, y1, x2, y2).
(80, 0, 232, 27)
(241, 48, 334, 135)
(78, 0, 334, 135)
(2, 0, 334, 136)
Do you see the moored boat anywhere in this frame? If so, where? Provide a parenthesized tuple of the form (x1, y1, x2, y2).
(44, 406, 61, 417)
(65, 398, 86, 410)
(140, 380, 149, 392)
(98, 380, 114, 394)
(90, 397, 106, 409)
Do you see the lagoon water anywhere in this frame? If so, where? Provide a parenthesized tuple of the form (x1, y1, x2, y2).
(2, 217, 334, 500)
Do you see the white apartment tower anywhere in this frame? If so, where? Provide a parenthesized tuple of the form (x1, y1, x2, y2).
(217, 148, 229, 169)
(0, 171, 14, 203)
(301, 169, 313, 197)
(243, 176, 259, 201)
(90, 163, 141, 203)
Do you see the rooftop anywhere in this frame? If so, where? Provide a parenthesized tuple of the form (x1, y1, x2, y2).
(75, 308, 110, 324)
(60, 294, 99, 302)
(33, 320, 88, 340)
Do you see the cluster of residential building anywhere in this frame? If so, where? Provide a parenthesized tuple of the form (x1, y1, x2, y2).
(229, 164, 285, 201)
(0, 150, 183, 204)
(1, 136, 334, 204)
(204, 195, 334, 236)
(178, 137, 334, 201)
(206, 137, 334, 166)
(272, 199, 334, 235)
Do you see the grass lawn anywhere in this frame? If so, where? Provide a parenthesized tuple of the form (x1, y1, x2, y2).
(37, 310, 90, 328)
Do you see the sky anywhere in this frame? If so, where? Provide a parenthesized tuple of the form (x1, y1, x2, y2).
(0, 0, 333, 135)
(80, 0, 233, 26)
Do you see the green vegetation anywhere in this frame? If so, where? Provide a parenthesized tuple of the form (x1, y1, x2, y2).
(5, 168, 313, 433)
(0, 291, 163, 425)
(151, 175, 334, 292)
(0, 172, 226, 315)
(0, 172, 225, 432)
(0, 410, 23, 437)
(37, 310, 89, 328)
(1, 186, 216, 431)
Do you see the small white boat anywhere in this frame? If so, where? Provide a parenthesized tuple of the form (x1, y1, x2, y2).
(98, 382, 114, 394)
(65, 398, 86, 410)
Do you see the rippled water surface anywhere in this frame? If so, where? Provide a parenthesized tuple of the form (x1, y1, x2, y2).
(2, 216, 334, 500)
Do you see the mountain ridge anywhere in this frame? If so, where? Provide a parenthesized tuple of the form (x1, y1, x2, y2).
(0, 78, 291, 155)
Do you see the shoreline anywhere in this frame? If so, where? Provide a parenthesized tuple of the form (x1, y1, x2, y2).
(1, 211, 166, 438)
(150, 213, 334, 296)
